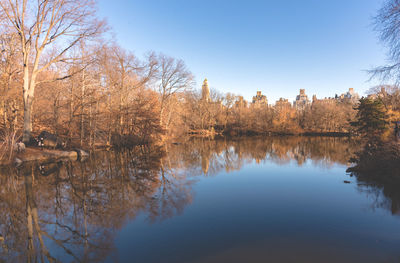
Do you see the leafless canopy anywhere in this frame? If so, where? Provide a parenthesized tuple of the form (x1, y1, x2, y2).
(0, 0, 106, 141)
(0, 0, 106, 72)
(371, 0, 400, 82)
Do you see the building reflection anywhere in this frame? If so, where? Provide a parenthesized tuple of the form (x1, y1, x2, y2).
(0, 136, 399, 262)
(174, 136, 359, 176)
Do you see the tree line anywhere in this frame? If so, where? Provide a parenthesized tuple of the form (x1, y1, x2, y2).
(0, 0, 198, 148)
(1, 0, 400, 151)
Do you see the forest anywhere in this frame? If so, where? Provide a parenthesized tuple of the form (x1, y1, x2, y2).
(0, 1, 400, 261)
(0, 0, 400, 160)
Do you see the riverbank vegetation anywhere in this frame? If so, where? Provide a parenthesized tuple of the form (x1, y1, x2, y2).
(347, 96, 400, 176)
(347, 0, 400, 178)
(0, 0, 400, 164)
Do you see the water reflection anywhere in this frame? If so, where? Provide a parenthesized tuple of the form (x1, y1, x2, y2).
(1, 136, 399, 262)
(174, 136, 359, 176)
(0, 146, 197, 262)
(347, 139, 400, 216)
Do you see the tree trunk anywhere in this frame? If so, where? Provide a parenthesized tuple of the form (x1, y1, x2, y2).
(89, 103, 93, 147)
(80, 70, 85, 147)
(22, 63, 37, 143)
(23, 96, 34, 143)
(159, 105, 165, 128)
(68, 83, 74, 138)
(1, 100, 6, 128)
(53, 98, 59, 135)
(119, 88, 124, 134)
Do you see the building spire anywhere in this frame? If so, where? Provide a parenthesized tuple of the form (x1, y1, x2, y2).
(202, 78, 210, 102)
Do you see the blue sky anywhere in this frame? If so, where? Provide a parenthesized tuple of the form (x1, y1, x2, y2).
(98, 0, 388, 103)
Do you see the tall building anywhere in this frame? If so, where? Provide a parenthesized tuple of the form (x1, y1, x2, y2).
(339, 88, 359, 104)
(293, 89, 310, 110)
(201, 78, 210, 102)
(252, 91, 268, 107)
(367, 87, 387, 100)
(311, 95, 336, 108)
(235, 96, 248, 108)
(275, 98, 291, 110)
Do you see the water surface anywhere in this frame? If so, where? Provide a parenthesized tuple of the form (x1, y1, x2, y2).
(1, 137, 399, 262)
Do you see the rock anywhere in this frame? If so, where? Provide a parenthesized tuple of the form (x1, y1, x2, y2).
(38, 162, 62, 176)
(37, 131, 66, 149)
(14, 158, 23, 167)
(25, 136, 39, 147)
(74, 149, 89, 161)
(13, 142, 26, 153)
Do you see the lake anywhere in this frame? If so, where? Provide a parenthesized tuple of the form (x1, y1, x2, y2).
(1, 136, 400, 263)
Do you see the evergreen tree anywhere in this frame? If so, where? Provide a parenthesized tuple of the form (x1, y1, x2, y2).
(351, 97, 389, 138)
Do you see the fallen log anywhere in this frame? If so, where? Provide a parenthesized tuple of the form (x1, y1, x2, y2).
(17, 148, 78, 163)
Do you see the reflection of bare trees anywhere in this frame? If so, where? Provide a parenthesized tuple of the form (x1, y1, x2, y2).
(171, 136, 360, 178)
(0, 167, 26, 262)
(150, 159, 195, 222)
(0, 137, 370, 261)
(0, 146, 195, 262)
(348, 139, 400, 216)
(0, 162, 117, 262)
(353, 176, 400, 216)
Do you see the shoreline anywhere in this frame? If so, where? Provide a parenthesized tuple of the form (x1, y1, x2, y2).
(186, 131, 353, 139)
(0, 147, 88, 167)
(0, 133, 358, 167)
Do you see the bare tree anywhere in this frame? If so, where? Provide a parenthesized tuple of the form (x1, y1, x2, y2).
(156, 54, 194, 129)
(0, 0, 106, 142)
(106, 46, 157, 134)
(0, 33, 21, 130)
(371, 0, 400, 82)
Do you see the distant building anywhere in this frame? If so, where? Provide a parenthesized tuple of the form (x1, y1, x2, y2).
(235, 96, 248, 108)
(367, 86, 387, 100)
(338, 88, 359, 104)
(252, 91, 268, 107)
(312, 95, 317, 102)
(293, 89, 310, 110)
(275, 98, 291, 110)
(310, 88, 359, 106)
(201, 78, 210, 102)
(311, 95, 336, 107)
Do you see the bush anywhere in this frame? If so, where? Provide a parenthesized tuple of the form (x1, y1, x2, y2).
(0, 129, 18, 162)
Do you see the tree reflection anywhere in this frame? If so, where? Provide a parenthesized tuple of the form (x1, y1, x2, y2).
(0, 146, 194, 262)
(347, 139, 400, 216)
(172, 136, 360, 177)
(0, 136, 382, 262)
